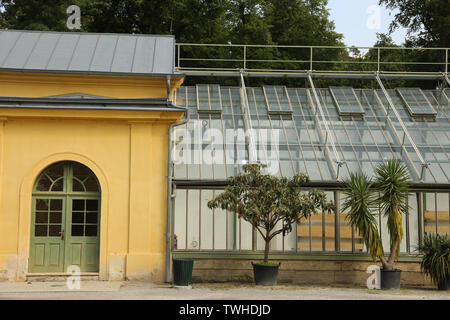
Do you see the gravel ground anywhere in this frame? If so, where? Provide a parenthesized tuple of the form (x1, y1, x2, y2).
(0, 281, 449, 300)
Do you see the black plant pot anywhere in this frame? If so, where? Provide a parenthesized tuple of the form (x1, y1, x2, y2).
(380, 269, 402, 289)
(252, 262, 281, 286)
(437, 277, 449, 291)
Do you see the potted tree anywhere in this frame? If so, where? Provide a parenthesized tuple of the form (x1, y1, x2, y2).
(417, 233, 450, 290)
(207, 163, 334, 286)
(342, 159, 410, 289)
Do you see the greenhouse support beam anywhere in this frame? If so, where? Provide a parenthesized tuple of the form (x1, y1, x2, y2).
(375, 73, 429, 181)
(239, 72, 258, 163)
(307, 74, 343, 180)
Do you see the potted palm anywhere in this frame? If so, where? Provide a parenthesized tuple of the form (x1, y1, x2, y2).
(207, 163, 334, 286)
(417, 233, 450, 290)
(342, 159, 410, 289)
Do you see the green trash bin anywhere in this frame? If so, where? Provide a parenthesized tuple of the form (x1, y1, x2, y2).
(172, 258, 194, 286)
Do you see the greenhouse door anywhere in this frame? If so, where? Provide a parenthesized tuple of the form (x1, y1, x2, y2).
(29, 162, 100, 273)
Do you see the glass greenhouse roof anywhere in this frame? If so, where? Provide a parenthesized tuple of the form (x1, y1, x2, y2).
(397, 88, 437, 117)
(172, 85, 450, 184)
(329, 87, 365, 116)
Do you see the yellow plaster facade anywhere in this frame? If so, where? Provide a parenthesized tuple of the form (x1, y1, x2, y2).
(0, 71, 184, 281)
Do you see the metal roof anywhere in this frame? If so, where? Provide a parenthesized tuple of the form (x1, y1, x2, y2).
(0, 30, 177, 76)
(0, 96, 186, 112)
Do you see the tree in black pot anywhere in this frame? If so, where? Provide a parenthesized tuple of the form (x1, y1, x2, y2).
(207, 163, 334, 286)
(417, 233, 450, 290)
(342, 159, 410, 289)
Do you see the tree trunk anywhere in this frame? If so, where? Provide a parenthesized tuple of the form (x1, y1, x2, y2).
(385, 236, 401, 270)
(263, 239, 270, 264)
(263, 228, 271, 264)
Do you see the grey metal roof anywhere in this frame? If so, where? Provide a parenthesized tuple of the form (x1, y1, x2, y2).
(0, 96, 187, 112)
(0, 30, 176, 76)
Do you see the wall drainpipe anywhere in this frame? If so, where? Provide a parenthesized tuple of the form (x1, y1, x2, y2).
(165, 101, 188, 283)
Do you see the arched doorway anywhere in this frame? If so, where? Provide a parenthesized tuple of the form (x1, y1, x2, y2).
(29, 161, 101, 273)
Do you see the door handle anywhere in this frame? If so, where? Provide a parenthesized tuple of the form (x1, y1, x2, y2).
(59, 230, 65, 240)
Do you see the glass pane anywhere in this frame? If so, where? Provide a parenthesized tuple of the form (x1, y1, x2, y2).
(424, 193, 436, 234)
(73, 200, 85, 211)
(50, 199, 62, 211)
(85, 212, 98, 224)
(84, 176, 99, 192)
(174, 189, 187, 250)
(36, 199, 49, 211)
(35, 212, 48, 224)
(72, 212, 84, 224)
(85, 225, 97, 237)
(36, 175, 52, 191)
(408, 193, 420, 251)
(436, 193, 449, 235)
(73, 164, 90, 181)
(86, 200, 98, 211)
(71, 225, 84, 236)
(200, 190, 213, 250)
(187, 190, 200, 249)
(49, 212, 62, 223)
(72, 178, 85, 192)
(45, 164, 64, 180)
(35, 225, 48, 237)
(48, 225, 61, 236)
(50, 178, 63, 191)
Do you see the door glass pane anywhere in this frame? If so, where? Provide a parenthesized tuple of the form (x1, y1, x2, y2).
(85, 225, 97, 237)
(36, 199, 49, 210)
(45, 164, 64, 180)
(86, 200, 98, 211)
(73, 199, 85, 211)
(36, 164, 64, 191)
(35, 225, 48, 237)
(84, 177, 99, 191)
(85, 212, 98, 224)
(36, 175, 52, 191)
(48, 225, 61, 236)
(35, 212, 48, 223)
(71, 225, 84, 236)
(49, 211, 62, 223)
(72, 212, 84, 224)
(72, 163, 99, 192)
(50, 199, 62, 211)
(51, 178, 64, 191)
(72, 179, 85, 192)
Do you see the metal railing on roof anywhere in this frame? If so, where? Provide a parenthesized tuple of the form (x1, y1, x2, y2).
(175, 43, 449, 79)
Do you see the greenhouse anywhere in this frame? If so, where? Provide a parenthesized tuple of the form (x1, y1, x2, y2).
(169, 45, 450, 284)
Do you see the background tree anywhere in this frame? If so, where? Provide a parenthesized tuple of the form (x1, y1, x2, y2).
(379, 0, 449, 72)
(379, 0, 449, 48)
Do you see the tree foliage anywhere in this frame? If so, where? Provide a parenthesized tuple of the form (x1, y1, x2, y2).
(207, 163, 334, 263)
(379, 0, 449, 48)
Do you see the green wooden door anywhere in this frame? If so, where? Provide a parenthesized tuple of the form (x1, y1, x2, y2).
(29, 162, 100, 273)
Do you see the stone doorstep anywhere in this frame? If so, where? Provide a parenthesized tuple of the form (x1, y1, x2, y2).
(26, 273, 99, 282)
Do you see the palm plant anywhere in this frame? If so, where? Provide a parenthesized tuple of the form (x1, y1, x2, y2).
(417, 233, 450, 290)
(342, 159, 410, 271)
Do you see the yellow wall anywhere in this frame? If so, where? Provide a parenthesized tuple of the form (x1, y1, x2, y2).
(0, 71, 184, 281)
(0, 71, 184, 100)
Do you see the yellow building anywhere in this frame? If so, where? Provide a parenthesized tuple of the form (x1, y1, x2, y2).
(0, 30, 185, 281)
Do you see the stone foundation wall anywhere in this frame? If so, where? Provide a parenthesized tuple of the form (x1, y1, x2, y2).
(191, 259, 434, 288)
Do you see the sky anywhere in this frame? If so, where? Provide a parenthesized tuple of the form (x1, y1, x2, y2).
(327, 0, 409, 47)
